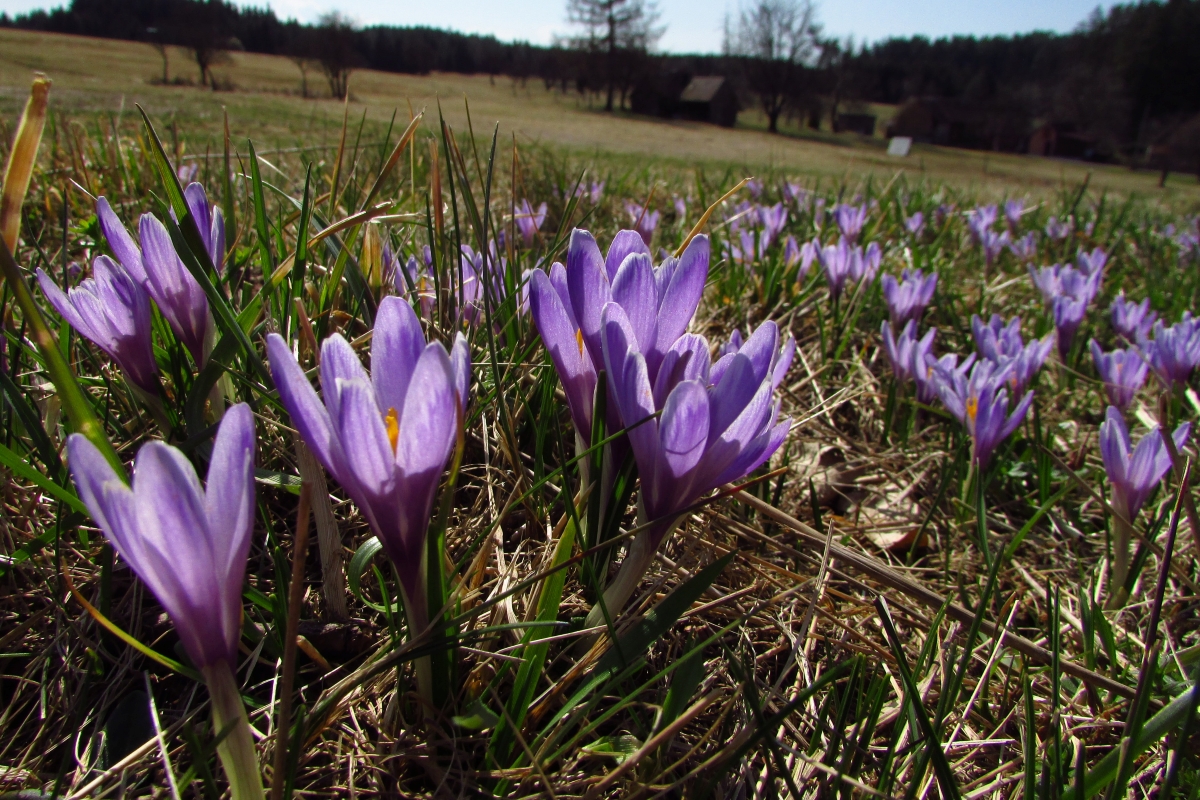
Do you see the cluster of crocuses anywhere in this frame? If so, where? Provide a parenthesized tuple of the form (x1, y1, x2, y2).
(1090, 296, 1197, 604)
(529, 228, 793, 622)
(881, 267, 1049, 468)
(1030, 247, 1107, 359)
(49, 187, 269, 797)
(724, 199, 790, 269)
(37, 188, 225, 402)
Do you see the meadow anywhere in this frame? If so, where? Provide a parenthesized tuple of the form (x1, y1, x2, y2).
(0, 28, 1199, 800)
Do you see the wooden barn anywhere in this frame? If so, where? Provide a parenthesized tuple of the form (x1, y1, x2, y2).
(631, 73, 739, 128)
(676, 76, 739, 127)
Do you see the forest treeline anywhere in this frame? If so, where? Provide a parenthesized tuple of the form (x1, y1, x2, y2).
(4, 0, 1200, 166)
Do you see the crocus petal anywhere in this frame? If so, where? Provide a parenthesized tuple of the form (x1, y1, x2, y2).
(653, 333, 711, 408)
(772, 335, 792, 391)
(130, 442, 234, 667)
(566, 229, 613, 368)
(699, 378, 775, 486)
(601, 302, 658, 470)
(715, 415, 791, 486)
(605, 229, 651, 280)
(371, 296, 426, 417)
(139, 213, 209, 363)
(319, 333, 370, 424)
(183, 183, 214, 258)
(708, 354, 761, 443)
(333, 378, 396, 499)
(653, 235, 709, 357)
(531, 269, 594, 434)
(36, 268, 91, 337)
(203, 403, 256, 587)
(998, 390, 1033, 442)
(451, 332, 471, 413)
(96, 197, 147, 283)
(737, 321, 779, 386)
(392, 342, 459, 573)
(267, 333, 349, 486)
(658, 380, 710, 481)
(610, 252, 659, 357)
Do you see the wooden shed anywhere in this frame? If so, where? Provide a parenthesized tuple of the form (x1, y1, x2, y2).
(676, 76, 739, 128)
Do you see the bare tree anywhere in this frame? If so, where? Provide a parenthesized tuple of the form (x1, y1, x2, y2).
(563, 0, 664, 112)
(316, 12, 361, 99)
(724, 0, 821, 133)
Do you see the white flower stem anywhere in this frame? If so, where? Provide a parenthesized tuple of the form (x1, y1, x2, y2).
(203, 661, 265, 800)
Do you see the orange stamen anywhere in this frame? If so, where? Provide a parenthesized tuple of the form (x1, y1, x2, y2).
(385, 407, 400, 453)
(576, 328, 585, 357)
(966, 395, 978, 423)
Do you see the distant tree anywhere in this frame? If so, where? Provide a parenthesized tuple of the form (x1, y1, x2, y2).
(315, 12, 361, 99)
(173, 1, 231, 88)
(724, 0, 821, 133)
(563, 0, 664, 112)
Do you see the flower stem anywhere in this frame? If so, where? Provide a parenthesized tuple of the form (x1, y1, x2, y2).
(975, 467, 991, 568)
(270, 480, 311, 800)
(1107, 509, 1134, 610)
(203, 661, 265, 800)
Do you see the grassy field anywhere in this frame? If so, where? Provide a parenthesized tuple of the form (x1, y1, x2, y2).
(2, 22, 1200, 800)
(3, 26, 1200, 206)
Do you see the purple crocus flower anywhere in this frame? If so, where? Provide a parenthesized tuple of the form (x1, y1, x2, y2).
(881, 320, 935, 384)
(818, 238, 879, 301)
(1008, 232, 1038, 262)
(1004, 199, 1024, 232)
(746, 178, 764, 198)
(971, 314, 1052, 397)
(179, 182, 226, 273)
(266, 297, 470, 629)
(532, 229, 710, 452)
(67, 403, 255, 669)
(782, 182, 809, 207)
(881, 268, 937, 327)
(575, 181, 605, 203)
(591, 304, 789, 620)
(1076, 247, 1107, 277)
(37, 258, 159, 395)
(1110, 293, 1156, 343)
(1045, 216, 1073, 240)
(1030, 263, 1103, 359)
(782, 235, 800, 268)
(1090, 340, 1148, 411)
(979, 228, 1011, 267)
(1140, 315, 1200, 389)
(386, 244, 435, 320)
(936, 359, 1033, 468)
(515, 199, 548, 247)
(833, 203, 868, 241)
(97, 197, 213, 366)
(1100, 406, 1191, 523)
(674, 196, 687, 219)
(601, 309, 791, 547)
(176, 161, 199, 184)
(917, 350, 971, 405)
(1100, 405, 1191, 605)
(967, 205, 998, 241)
(972, 314, 1023, 362)
(67, 404, 263, 797)
(625, 202, 661, 246)
(905, 212, 925, 237)
(758, 203, 788, 247)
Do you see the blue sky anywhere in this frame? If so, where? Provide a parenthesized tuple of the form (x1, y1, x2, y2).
(1, 0, 1117, 53)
